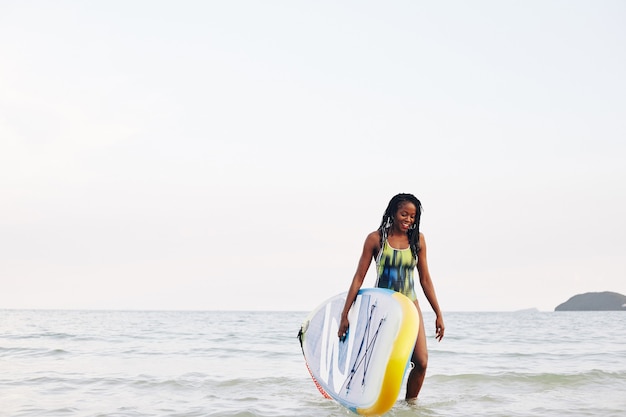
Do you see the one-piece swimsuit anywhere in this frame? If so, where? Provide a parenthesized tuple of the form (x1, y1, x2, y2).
(375, 239, 417, 301)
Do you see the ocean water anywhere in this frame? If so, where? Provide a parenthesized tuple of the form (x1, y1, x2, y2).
(1, 309, 625, 417)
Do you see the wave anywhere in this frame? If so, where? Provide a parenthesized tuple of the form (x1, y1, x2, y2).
(1, 332, 106, 342)
(0, 346, 70, 358)
(429, 369, 626, 386)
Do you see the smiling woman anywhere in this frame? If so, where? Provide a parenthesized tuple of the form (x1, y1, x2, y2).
(337, 193, 445, 403)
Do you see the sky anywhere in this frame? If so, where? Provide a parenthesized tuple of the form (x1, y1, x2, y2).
(1, 1, 625, 312)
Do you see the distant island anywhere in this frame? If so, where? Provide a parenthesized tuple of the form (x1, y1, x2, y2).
(555, 291, 626, 311)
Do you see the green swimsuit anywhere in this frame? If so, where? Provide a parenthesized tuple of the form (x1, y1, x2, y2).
(375, 240, 417, 302)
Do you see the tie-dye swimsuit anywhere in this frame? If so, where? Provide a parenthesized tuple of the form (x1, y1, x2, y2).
(375, 240, 417, 302)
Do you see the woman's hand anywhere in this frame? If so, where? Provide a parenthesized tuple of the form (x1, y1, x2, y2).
(435, 316, 445, 342)
(338, 316, 349, 342)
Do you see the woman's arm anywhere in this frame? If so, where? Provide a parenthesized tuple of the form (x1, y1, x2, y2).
(337, 231, 379, 339)
(417, 233, 445, 341)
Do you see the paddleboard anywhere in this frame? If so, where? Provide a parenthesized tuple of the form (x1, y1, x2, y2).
(298, 288, 419, 416)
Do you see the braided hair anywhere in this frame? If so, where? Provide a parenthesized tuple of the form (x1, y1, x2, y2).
(378, 193, 423, 259)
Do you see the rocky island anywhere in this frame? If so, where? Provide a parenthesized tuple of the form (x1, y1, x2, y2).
(555, 291, 626, 311)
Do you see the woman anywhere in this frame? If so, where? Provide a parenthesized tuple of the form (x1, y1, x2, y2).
(337, 193, 445, 401)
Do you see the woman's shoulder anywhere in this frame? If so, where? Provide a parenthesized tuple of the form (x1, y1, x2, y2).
(366, 230, 380, 239)
(364, 230, 381, 246)
(417, 232, 427, 249)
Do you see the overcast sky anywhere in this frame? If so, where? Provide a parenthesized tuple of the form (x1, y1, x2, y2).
(1, 1, 625, 312)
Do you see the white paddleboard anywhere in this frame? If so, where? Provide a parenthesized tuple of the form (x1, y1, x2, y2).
(298, 288, 419, 416)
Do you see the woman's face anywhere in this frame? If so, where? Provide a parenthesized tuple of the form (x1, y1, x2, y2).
(393, 201, 417, 232)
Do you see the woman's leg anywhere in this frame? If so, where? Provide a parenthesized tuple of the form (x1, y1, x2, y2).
(406, 301, 427, 400)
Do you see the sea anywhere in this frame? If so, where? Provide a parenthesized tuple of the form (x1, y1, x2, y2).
(1, 309, 625, 417)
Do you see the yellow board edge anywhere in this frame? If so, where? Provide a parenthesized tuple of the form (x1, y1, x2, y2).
(356, 293, 420, 416)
